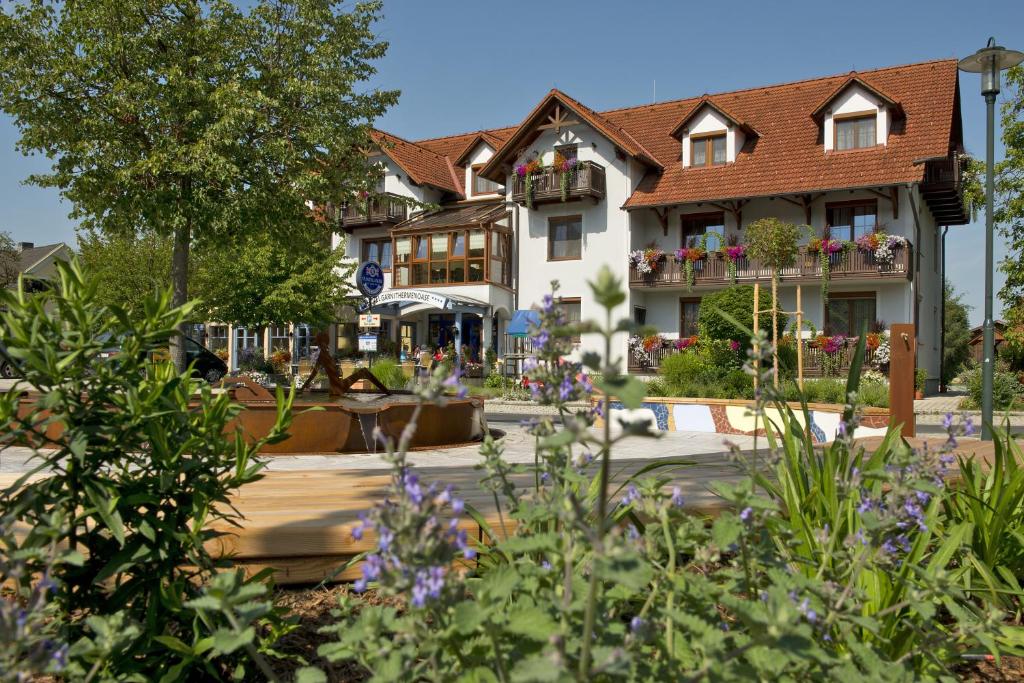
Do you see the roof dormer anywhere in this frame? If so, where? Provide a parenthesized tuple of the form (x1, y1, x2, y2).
(670, 97, 758, 169)
(454, 135, 504, 199)
(811, 75, 904, 152)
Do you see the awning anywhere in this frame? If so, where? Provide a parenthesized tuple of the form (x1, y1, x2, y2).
(507, 310, 540, 337)
(392, 202, 509, 234)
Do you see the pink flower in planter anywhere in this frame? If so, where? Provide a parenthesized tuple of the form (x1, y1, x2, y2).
(724, 245, 747, 261)
(730, 340, 741, 352)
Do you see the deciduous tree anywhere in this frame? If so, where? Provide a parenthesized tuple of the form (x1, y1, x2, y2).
(943, 280, 972, 385)
(0, 231, 18, 288)
(0, 0, 397, 368)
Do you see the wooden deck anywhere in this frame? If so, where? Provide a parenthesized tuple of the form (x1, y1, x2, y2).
(0, 437, 1005, 586)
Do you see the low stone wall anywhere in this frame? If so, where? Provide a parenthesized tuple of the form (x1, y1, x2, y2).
(596, 396, 892, 445)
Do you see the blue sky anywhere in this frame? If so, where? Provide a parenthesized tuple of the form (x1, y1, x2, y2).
(1, 0, 1022, 324)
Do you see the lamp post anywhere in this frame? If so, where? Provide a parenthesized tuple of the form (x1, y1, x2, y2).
(958, 38, 1024, 440)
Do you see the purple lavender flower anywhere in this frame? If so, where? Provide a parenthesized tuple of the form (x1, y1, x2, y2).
(626, 524, 640, 540)
(739, 506, 753, 523)
(559, 374, 574, 401)
(943, 412, 954, 430)
(452, 497, 465, 515)
(964, 416, 975, 436)
(670, 486, 684, 508)
(541, 293, 554, 313)
(532, 329, 550, 351)
(622, 485, 640, 506)
(629, 616, 645, 634)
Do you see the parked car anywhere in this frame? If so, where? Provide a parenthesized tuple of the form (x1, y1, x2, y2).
(98, 334, 227, 384)
(0, 342, 17, 379)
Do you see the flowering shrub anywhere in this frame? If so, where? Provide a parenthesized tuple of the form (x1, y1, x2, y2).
(874, 340, 891, 369)
(856, 232, 906, 266)
(514, 158, 543, 208)
(270, 346, 291, 374)
(628, 247, 664, 275)
(808, 237, 848, 300)
(553, 151, 580, 201)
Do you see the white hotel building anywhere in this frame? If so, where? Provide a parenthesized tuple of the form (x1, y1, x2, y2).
(330, 59, 968, 391)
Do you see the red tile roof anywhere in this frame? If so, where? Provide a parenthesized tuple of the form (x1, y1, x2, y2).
(379, 58, 960, 210)
(370, 130, 467, 195)
(668, 96, 760, 139)
(809, 74, 902, 121)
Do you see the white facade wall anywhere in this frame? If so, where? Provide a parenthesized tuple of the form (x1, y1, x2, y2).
(823, 85, 890, 151)
(463, 143, 499, 200)
(506, 122, 633, 358)
(680, 107, 743, 167)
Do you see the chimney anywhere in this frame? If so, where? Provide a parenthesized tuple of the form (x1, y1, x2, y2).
(18, 242, 34, 251)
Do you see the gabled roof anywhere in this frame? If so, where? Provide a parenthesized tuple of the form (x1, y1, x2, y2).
(478, 89, 663, 180)
(370, 130, 463, 196)
(18, 243, 71, 275)
(378, 58, 959, 213)
(809, 74, 904, 122)
(669, 96, 760, 139)
(452, 132, 505, 167)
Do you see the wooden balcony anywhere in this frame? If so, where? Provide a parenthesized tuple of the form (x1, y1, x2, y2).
(629, 338, 877, 375)
(921, 153, 970, 226)
(510, 161, 606, 206)
(628, 242, 912, 289)
(340, 193, 408, 231)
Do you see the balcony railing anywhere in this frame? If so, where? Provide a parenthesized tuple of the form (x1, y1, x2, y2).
(628, 338, 877, 375)
(628, 243, 912, 288)
(510, 161, 606, 206)
(340, 193, 408, 230)
(921, 153, 970, 226)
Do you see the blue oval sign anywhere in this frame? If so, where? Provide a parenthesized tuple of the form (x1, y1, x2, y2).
(356, 260, 385, 297)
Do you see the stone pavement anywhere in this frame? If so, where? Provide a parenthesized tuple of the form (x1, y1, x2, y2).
(0, 425, 755, 475)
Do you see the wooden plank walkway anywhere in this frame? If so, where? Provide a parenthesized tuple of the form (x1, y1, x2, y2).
(0, 437, 1005, 586)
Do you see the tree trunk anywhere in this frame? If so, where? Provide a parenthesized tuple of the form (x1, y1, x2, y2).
(169, 179, 192, 373)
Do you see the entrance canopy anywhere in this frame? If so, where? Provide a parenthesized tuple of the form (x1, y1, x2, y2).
(360, 289, 491, 317)
(507, 309, 540, 337)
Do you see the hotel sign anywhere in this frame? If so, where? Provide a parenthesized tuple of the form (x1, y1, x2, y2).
(359, 289, 450, 311)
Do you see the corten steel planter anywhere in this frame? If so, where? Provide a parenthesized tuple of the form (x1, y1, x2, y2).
(12, 390, 488, 455)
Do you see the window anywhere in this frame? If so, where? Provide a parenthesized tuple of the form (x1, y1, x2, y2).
(207, 325, 228, 352)
(691, 133, 726, 167)
(361, 238, 392, 269)
(633, 306, 647, 326)
(555, 144, 579, 161)
(681, 212, 726, 248)
(269, 325, 290, 353)
(826, 201, 877, 242)
(834, 113, 876, 151)
(471, 164, 503, 195)
(559, 297, 582, 343)
(680, 298, 700, 337)
(548, 216, 582, 260)
(826, 293, 877, 337)
(392, 229, 511, 287)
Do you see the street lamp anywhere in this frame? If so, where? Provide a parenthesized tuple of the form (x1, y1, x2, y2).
(958, 38, 1024, 440)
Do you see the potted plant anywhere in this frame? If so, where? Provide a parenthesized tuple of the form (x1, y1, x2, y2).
(553, 151, 580, 201)
(514, 158, 542, 208)
(628, 246, 665, 277)
(914, 367, 927, 400)
(674, 246, 706, 290)
(723, 234, 747, 284)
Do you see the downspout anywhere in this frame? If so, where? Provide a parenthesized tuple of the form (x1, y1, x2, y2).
(940, 226, 948, 392)
(906, 184, 923, 353)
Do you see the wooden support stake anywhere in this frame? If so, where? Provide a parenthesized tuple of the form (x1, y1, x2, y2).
(753, 282, 760, 391)
(771, 276, 779, 388)
(796, 285, 804, 390)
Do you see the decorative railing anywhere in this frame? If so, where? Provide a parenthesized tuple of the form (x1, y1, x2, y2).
(628, 338, 877, 375)
(340, 193, 408, 229)
(628, 243, 912, 288)
(510, 161, 606, 206)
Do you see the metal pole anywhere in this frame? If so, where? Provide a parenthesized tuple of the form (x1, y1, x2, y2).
(982, 92, 996, 440)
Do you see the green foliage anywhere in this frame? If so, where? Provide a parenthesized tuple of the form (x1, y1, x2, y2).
(658, 350, 708, 387)
(944, 426, 1024, 610)
(743, 217, 801, 273)
(192, 237, 355, 330)
(915, 367, 928, 391)
(76, 230, 176, 320)
(965, 367, 1024, 410)
(996, 66, 1024, 308)
(0, 0, 399, 367)
(698, 285, 786, 341)
(0, 260, 294, 680)
(943, 280, 973, 384)
(370, 358, 409, 390)
(0, 230, 19, 288)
